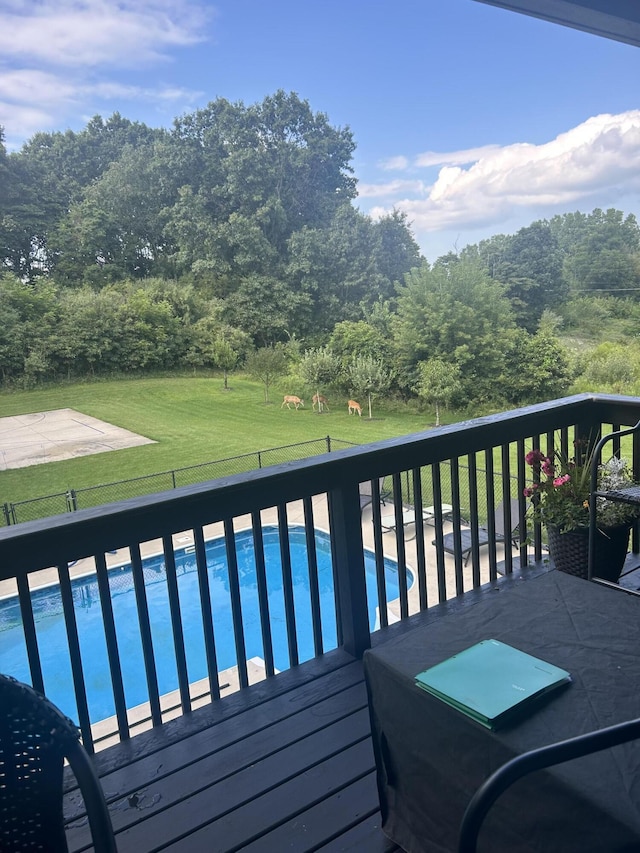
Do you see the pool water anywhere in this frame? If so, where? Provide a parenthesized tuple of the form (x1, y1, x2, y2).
(0, 525, 407, 725)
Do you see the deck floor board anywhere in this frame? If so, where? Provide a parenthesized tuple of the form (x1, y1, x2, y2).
(159, 740, 375, 853)
(110, 712, 372, 851)
(65, 653, 385, 853)
(73, 684, 368, 839)
(235, 771, 383, 853)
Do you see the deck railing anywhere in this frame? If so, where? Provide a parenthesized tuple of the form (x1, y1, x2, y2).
(1, 393, 639, 751)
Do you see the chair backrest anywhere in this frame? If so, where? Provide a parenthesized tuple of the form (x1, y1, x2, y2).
(493, 499, 520, 539)
(0, 674, 117, 853)
(458, 716, 640, 852)
(359, 477, 389, 511)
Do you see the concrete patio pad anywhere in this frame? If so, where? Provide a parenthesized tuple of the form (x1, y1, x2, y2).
(0, 408, 155, 470)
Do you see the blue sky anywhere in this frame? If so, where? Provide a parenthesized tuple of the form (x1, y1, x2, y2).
(1, 0, 640, 262)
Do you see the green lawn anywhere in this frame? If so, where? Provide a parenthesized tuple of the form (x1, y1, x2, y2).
(6, 375, 617, 528)
(0, 374, 436, 508)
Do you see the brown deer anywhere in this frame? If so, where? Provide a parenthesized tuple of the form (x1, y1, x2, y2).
(348, 400, 362, 416)
(281, 395, 304, 410)
(312, 394, 329, 412)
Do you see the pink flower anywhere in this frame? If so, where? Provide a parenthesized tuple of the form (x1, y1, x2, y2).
(525, 449, 546, 466)
(523, 485, 538, 498)
(553, 474, 571, 487)
(541, 459, 554, 477)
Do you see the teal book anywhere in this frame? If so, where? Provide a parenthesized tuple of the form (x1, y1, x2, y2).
(414, 639, 571, 730)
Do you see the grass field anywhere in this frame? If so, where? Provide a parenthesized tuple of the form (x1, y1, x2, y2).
(0, 374, 438, 507)
(4, 374, 623, 530)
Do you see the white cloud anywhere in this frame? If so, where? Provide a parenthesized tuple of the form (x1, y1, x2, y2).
(0, 69, 79, 106)
(90, 81, 203, 104)
(0, 0, 211, 68)
(415, 144, 504, 168)
(378, 155, 409, 171)
(0, 100, 57, 141)
(357, 178, 428, 199)
(361, 112, 640, 236)
(0, 70, 82, 140)
(0, 1, 211, 146)
(0, 69, 202, 145)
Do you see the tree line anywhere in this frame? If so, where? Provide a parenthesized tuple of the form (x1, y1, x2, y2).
(2, 91, 640, 411)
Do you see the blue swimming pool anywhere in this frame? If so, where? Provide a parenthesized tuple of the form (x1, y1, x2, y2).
(0, 525, 408, 725)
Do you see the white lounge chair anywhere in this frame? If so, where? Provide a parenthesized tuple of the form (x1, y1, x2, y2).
(381, 503, 453, 540)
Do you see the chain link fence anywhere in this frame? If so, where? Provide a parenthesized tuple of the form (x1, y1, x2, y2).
(2, 436, 356, 526)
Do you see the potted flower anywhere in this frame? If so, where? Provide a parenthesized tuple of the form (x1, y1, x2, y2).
(524, 444, 640, 581)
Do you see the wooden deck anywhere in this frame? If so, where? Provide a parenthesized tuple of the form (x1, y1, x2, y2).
(64, 646, 400, 853)
(62, 560, 640, 852)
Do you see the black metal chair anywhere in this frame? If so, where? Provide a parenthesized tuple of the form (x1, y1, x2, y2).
(458, 716, 640, 852)
(0, 674, 117, 852)
(359, 476, 390, 514)
(435, 499, 521, 566)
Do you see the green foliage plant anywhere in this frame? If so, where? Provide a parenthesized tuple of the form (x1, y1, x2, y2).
(346, 355, 391, 419)
(392, 259, 516, 403)
(524, 444, 640, 533)
(415, 358, 462, 426)
(571, 342, 640, 395)
(245, 345, 288, 403)
(297, 346, 341, 412)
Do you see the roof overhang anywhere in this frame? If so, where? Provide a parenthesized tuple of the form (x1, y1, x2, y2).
(471, 1, 640, 48)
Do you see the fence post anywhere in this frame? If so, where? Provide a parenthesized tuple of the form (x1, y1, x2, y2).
(172, 470, 177, 489)
(66, 489, 77, 512)
(326, 436, 331, 453)
(258, 452, 262, 468)
(328, 481, 370, 658)
(3, 503, 12, 525)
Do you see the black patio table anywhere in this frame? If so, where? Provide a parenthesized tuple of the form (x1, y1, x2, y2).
(364, 570, 640, 852)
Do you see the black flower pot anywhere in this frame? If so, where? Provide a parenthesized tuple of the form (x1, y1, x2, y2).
(546, 524, 631, 582)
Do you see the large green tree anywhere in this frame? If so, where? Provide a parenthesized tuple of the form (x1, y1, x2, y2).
(223, 274, 311, 346)
(170, 91, 356, 267)
(373, 209, 422, 287)
(501, 324, 570, 405)
(392, 260, 517, 403)
(286, 205, 418, 337)
(460, 222, 565, 331)
(493, 221, 566, 331)
(53, 138, 179, 285)
(2, 114, 160, 280)
(564, 209, 640, 296)
(328, 320, 390, 366)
